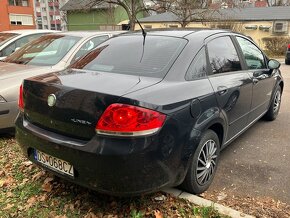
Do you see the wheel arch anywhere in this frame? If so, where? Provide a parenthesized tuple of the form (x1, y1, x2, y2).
(279, 81, 284, 93)
(207, 123, 224, 147)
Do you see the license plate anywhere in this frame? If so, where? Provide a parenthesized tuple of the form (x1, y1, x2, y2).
(34, 150, 74, 177)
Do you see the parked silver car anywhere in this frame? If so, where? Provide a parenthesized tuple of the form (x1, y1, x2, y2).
(0, 31, 124, 131)
(0, 29, 58, 60)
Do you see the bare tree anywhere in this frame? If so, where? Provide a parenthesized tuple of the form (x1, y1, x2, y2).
(154, 0, 215, 28)
(74, 0, 151, 30)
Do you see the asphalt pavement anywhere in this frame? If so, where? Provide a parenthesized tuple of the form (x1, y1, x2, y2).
(207, 62, 290, 204)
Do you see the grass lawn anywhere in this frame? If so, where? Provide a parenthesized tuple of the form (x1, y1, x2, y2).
(0, 135, 227, 218)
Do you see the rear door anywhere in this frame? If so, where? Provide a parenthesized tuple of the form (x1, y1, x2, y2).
(206, 35, 253, 142)
(235, 36, 275, 123)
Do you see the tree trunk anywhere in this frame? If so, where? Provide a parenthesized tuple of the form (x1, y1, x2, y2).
(130, 17, 136, 30)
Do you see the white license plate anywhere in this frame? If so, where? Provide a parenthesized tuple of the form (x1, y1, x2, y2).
(34, 150, 74, 177)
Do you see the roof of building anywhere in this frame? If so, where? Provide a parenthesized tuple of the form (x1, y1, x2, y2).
(139, 6, 290, 22)
(61, 0, 117, 11)
(2, 29, 59, 34)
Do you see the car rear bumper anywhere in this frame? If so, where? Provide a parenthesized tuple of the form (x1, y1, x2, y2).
(0, 101, 18, 130)
(15, 113, 195, 196)
(286, 51, 290, 60)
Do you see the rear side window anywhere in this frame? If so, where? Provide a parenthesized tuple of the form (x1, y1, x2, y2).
(70, 35, 187, 78)
(71, 35, 109, 63)
(207, 36, 242, 74)
(185, 47, 207, 80)
(236, 37, 266, 70)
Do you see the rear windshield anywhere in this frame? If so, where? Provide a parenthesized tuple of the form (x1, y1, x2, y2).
(0, 33, 19, 46)
(4, 35, 81, 66)
(70, 35, 187, 77)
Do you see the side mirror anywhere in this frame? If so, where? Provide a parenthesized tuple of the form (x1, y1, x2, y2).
(268, 59, 280, 70)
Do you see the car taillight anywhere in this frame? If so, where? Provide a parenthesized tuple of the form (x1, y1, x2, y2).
(96, 103, 166, 137)
(288, 44, 290, 49)
(18, 84, 24, 111)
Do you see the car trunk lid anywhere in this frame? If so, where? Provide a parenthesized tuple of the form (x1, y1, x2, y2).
(23, 69, 160, 140)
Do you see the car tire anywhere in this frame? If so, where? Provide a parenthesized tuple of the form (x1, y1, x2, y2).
(264, 86, 282, 121)
(286, 59, 290, 65)
(181, 130, 220, 194)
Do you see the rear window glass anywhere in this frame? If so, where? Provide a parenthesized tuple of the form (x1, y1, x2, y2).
(0, 33, 19, 46)
(70, 35, 187, 77)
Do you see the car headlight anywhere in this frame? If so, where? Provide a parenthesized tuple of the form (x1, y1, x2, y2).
(0, 95, 7, 103)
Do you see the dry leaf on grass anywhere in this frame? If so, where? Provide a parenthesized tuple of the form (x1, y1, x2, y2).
(4, 203, 14, 210)
(32, 171, 45, 181)
(154, 210, 163, 218)
(42, 177, 54, 192)
(0, 176, 15, 187)
(25, 196, 38, 209)
(84, 212, 99, 218)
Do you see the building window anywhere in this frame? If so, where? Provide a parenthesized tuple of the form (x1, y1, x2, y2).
(9, 14, 33, 26)
(9, 0, 29, 6)
(273, 21, 288, 33)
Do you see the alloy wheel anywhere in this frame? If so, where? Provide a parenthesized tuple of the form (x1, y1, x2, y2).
(273, 90, 281, 113)
(196, 139, 218, 186)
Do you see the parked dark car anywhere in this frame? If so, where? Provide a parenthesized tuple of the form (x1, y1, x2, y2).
(285, 43, 290, 65)
(15, 29, 283, 196)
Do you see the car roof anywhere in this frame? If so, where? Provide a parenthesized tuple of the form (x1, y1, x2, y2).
(2, 29, 59, 35)
(50, 31, 127, 37)
(124, 28, 231, 38)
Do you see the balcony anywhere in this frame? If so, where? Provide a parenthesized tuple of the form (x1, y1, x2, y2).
(48, 1, 59, 7)
(51, 20, 61, 25)
(49, 11, 60, 16)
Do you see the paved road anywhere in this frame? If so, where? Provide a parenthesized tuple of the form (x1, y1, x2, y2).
(207, 62, 290, 204)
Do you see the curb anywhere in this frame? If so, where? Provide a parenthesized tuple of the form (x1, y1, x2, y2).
(162, 188, 255, 218)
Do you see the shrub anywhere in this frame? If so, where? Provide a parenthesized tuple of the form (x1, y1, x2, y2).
(261, 36, 290, 57)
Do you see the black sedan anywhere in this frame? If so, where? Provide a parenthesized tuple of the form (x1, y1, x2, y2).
(15, 29, 283, 196)
(286, 43, 290, 65)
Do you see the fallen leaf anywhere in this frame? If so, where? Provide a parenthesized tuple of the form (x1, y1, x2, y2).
(23, 161, 33, 166)
(43, 177, 54, 184)
(84, 212, 98, 218)
(154, 210, 163, 218)
(55, 215, 67, 218)
(4, 203, 14, 210)
(0, 170, 5, 177)
(32, 171, 45, 181)
(27, 196, 38, 204)
(42, 181, 53, 192)
(39, 194, 48, 202)
(6, 192, 13, 198)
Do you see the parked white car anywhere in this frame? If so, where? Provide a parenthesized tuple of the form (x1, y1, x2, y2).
(0, 29, 58, 60)
(0, 31, 124, 132)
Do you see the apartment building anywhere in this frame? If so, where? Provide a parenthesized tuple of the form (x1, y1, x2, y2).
(34, 0, 68, 30)
(0, 0, 36, 31)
